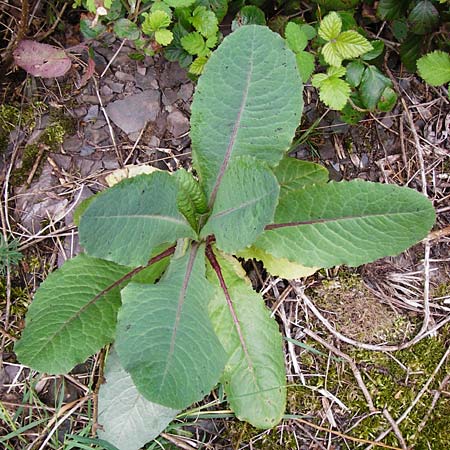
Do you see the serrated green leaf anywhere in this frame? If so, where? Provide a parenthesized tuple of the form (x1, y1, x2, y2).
(360, 65, 391, 110)
(312, 74, 351, 110)
(237, 246, 318, 278)
(318, 12, 342, 41)
(392, 19, 408, 42)
(417, 51, 450, 86)
(377, 0, 409, 20)
(79, 173, 195, 267)
(113, 18, 140, 40)
(208, 253, 286, 428)
(189, 55, 208, 74)
(200, 156, 279, 253)
(163, 0, 195, 7)
(115, 244, 226, 409)
(97, 349, 178, 450)
(196, 0, 228, 22)
(295, 51, 315, 82)
(273, 157, 329, 196)
(231, 6, 266, 31)
(312, 0, 360, 10)
(345, 60, 364, 87)
(285, 22, 308, 53)
(15, 255, 131, 374)
(155, 28, 173, 45)
(181, 32, 207, 55)
(322, 41, 343, 67)
(332, 30, 373, 61)
(362, 40, 384, 61)
(191, 5, 218, 37)
(190, 25, 302, 203)
(151, 0, 172, 17)
(300, 24, 316, 40)
(142, 10, 171, 35)
(254, 180, 435, 269)
(377, 86, 397, 112)
(327, 65, 346, 78)
(408, 0, 439, 35)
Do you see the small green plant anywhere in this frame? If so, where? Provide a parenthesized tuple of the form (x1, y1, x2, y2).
(15, 25, 435, 450)
(417, 50, 450, 92)
(0, 236, 22, 275)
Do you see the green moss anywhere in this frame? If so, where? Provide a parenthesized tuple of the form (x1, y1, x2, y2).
(11, 144, 43, 186)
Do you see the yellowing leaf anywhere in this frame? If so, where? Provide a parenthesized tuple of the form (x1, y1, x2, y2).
(105, 165, 161, 187)
(322, 30, 372, 67)
(142, 10, 171, 35)
(312, 74, 351, 110)
(237, 246, 318, 279)
(155, 28, 174, 45)
(189, 56, 208, 74)
(318, 12, 341, 41)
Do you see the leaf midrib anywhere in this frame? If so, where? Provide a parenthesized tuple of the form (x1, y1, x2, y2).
(265, 209, 427, 230)
(89, 214, 187, 225)
(208, 34, 255, 209)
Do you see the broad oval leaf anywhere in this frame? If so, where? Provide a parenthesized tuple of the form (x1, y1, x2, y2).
(408, 0, 439, 35)
(79, 172, 195, 267)
(208, 253, 286, 428)
(13, 40, 71, 78)
(200, 156, 279, 253)
(255, 180, 435, 269)
(359, 65, 392, 111)
(15, 255, 132, 374)
(190, 25, 302, 204)
(97, 349, 178, 450)
(115, 244, 227, 409)
(417, 51, 450, 86)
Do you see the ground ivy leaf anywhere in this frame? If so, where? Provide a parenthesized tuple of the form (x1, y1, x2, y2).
(97, 349, 179, 450)
(208, 254, 286, 428)
(115, 244, 226, 409)
(231, 5, 266, 31)
(417, 51, 450, 86)
(200, 156, 279, 253)
(361, 40, 384, 61)
(359, 65, 392, 110)
(15, 255, 132, 374)
(113, 18, 140, 40)
(79, 172, 195, 267)
(255, 180, 435, 269)
(345, 60, 365, 87)
(272, 157, 329, 197)
(377, 86, 397, 112)
(190, 25, 302, 204)
(318, 12, 342, 41)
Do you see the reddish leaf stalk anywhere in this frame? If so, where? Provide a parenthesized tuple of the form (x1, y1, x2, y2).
(205, 238, 252, 365)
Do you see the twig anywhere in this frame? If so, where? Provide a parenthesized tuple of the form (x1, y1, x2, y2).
(25, 144, 48, 187)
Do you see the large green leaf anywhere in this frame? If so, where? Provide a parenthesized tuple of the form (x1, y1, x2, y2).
(359, 65, 392, 111)
(255, 180, 435, 269)
(273, 157, 329, 197)
(79, 173, 195, 267)
(377, 0, 409, 20)
(417, 51, 450, 86)
(200, 156, 279, 253)
(408, 0, 439, 35)
(190, 25, 302, 204)
(115, 244, 226, 409)
(208, 252, 286, 428)
(97, 349, 178, 450)
(15, 255, 132, 374)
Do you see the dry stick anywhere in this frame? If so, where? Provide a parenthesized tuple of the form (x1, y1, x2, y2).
(366, 344, 450, 450)
(160, 433, 197, 450)
(416, 373, 450, 435)
(293, 418, 402, 450)
(34, 2, 68, 41)
(93, 78, 122, 166)
(100, 39, 126, 78)
(303, 329, 408, 450)
(25, 144, 48, 187)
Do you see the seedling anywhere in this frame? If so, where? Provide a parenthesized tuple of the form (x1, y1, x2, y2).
(15, 25, 435, 450)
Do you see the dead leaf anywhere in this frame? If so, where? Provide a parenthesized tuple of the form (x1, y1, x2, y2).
(13, 40, 72, 78)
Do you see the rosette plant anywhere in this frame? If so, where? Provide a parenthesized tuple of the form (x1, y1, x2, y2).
(15, 25, 435, 450)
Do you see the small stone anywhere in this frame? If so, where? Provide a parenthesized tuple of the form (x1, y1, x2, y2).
(80, 144, 95, 156)
(160, 62, 188, 88)
(84, 125, 109, 145)
(105, 80, 124, 93)
(319, 142, 335, 160)
(71, 106, 88, 118)
(85, 105, 99, 121)
(106, 90, 161, 134)
(147, 135, 160, 147)
(51, 153, 72, 171)
(167, 109, 189, 137)
(360, 153, 370, 169)
(101, 85, 113, 96)
(63, 135, 83, 153)
(178, 83, 194, 103)
(115, 71, 134, 82)
(102, 154, 120, 170)
(136, 64, 146, 76)
(91, 119, 107, 130)
(135, 68, 158, 90)
(162, 88, 178, 106)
